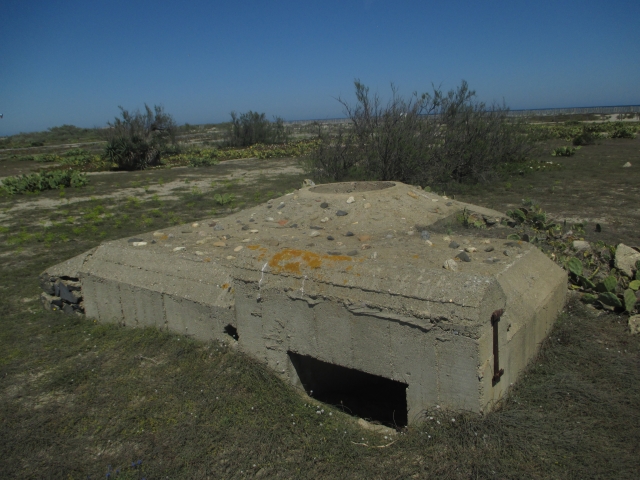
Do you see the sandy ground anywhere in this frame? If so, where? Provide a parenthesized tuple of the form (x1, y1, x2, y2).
(0, 157, 305, 224)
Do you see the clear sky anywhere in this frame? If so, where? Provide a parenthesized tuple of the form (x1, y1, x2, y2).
(1, 0, 639, 136)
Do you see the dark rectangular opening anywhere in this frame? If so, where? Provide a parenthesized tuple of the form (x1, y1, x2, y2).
(288, 351, 408, 428)
(224, 324, 239, 340)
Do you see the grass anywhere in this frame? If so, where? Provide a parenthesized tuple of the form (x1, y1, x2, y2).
(0, 134, 639, 478)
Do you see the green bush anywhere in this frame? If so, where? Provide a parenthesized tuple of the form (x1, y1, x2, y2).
(307, 80, 534, 186)
(11, 154, 36, 162)
(35, 153, 63, 163)
(610, 125, 637, 139)
(103, 104, 177, 170)
(552, 146, 577, 157)
(225, 111, 289, 147)
(572, 127, 598, 146)
(1, 170, 89, 194)
(61, 148, 90, 157)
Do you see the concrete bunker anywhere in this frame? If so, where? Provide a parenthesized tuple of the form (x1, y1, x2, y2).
(40, 181, 567, 425)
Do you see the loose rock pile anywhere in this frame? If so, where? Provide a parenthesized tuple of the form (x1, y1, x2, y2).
(40, 273, 83, 316)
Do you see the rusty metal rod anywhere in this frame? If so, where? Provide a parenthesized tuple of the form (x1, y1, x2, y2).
(492, 309, 505, 385)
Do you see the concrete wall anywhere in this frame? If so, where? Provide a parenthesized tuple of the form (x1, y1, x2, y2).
(234, 278, 510, 421)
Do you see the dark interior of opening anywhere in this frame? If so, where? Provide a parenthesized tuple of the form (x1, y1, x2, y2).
(288, 351, 408, 428)
(224, 324, 239, 340)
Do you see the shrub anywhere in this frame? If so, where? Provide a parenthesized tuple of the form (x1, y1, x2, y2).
(0, 170, 89, 194)
(552, 146, 577, 157)
(103, 104, 177, 170)
(302, 126, 359, 181)
(572, 127, 597, 146)
(225, 111, 289, 147)
(610, 125, 637, 139)
(35, 153, 63, 163)
(307, 80, 534, 187)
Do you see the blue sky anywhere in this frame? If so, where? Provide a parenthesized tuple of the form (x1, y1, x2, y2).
(1, 0, 639, 135)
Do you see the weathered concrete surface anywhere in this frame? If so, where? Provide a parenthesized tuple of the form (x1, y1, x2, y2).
(40, 181, 567, 423)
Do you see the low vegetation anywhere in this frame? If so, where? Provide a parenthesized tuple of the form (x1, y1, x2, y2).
(0, 169, 88, 195)
(0, 124, 103, 149)
(502, 200, 639, 313)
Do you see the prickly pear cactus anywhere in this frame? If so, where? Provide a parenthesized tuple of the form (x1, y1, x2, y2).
(624, 289, 637, 313)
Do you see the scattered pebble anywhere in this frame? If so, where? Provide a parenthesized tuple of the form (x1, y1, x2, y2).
(234, 246, 243, 252)
(336, 210, 348, 216)
(309, 231, 320, 237)
(327, 236, 334, 241)
(249, 229, 259, 233)
(226, 256, 235, 260)
(191, 222, 199, 227)
(345, 231, 354, 237)
(195, 251, 204, 256)
(132, 242, 147, 247)
(320, 202, 329, 208)
(465, 247, 477, 253)
(456, 251, 471, 262)
(346, 196, 355, 204)
(320, 217, 329, 223)
(213, 241, 226, 247)
(449, 241, 460, 249)
(358, 235, 371, 242)
(444, 259, 458, 271)
(173, 247, 186, 252)
(213, 224, 224, 231)
(484, 246, 495, 252)
(425, 240, 433, 246)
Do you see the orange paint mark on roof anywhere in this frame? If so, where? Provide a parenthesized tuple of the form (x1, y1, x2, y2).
(268, 249, 352, 274)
